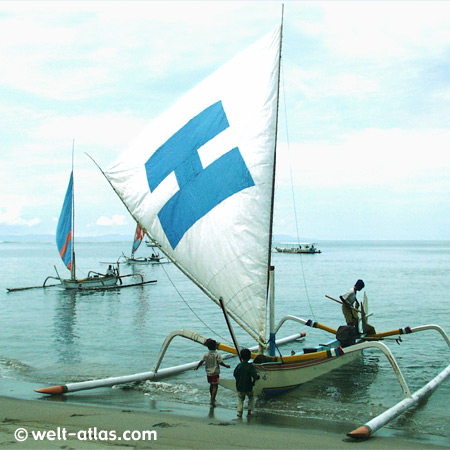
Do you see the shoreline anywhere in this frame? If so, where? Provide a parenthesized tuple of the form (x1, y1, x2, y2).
(0, 379, 448, 449)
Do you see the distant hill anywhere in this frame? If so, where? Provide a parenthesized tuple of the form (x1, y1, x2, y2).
(0, 234, 130, 243)
(0, 233, 317, 244)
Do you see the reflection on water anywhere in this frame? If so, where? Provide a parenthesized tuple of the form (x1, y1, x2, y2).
(53, 290, 79, 364)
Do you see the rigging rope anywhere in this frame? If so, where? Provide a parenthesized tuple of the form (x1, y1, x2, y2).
(281, 61, 316, 320)
(159, 262, 232, 345)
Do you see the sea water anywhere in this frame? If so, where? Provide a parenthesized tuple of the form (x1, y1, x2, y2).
(0, 240, 449, 442)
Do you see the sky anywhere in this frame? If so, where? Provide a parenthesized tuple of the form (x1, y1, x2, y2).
(0, 1, 449, 241)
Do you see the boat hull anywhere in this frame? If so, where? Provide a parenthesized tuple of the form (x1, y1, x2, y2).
(275, 247, 321, 254)
(60, 275, 118, 290)
(125, 256, 162, 264)
(219, 348, 361, 396)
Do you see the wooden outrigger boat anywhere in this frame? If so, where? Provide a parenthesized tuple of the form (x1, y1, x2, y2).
(35, 13, 450, 439)
(7, 148, 156, 293)
(50, 147, 122, 290)
(274, 242, 321, 254)
(119, 225, 166, 264)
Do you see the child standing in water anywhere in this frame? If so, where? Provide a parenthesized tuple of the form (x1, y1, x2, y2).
(233, 348, 260, 417)
(195, 339, 230, 406)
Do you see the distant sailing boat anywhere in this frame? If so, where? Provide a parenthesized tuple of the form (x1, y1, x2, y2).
(53, 148, 119, 289)
(37, 15, 450, 439)
(121, 224, 163, 264)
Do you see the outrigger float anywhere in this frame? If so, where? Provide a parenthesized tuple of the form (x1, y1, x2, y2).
(35, 15, 450, 439)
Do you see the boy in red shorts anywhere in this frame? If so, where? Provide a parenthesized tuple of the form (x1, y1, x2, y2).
(195, 339, 230, 406)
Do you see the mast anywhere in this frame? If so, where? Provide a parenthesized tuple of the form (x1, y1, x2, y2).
(71, 139, 76, 280)
(265, 5, 284, 354)
(131, 224, 136, 259)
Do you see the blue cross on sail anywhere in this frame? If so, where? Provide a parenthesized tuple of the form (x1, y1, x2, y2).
(104, 27, 281, 341)
(145, 100, 255, 249)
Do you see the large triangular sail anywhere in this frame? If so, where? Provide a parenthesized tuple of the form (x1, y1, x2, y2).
(103, 27, 281, 343)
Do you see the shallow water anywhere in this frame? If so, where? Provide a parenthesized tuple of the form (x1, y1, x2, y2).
(0, 240, 449, 442)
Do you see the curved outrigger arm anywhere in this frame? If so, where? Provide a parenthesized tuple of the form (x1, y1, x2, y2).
(274, 315, 338, 336)
(342, 341, 412, 397)
(275, 317, 450, 354)
(273, 317, 450, 399)
(346, 323, 450, 440)
(370, 324, 450, 348)
(151, 329, 306, 374)
(151, 330, 210, 373)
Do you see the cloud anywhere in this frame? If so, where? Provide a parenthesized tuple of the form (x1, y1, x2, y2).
(0, 2, 278, 101)
(0, 206, 41, 227)
(307, 2, 450, 61)
(277, 128, 450, 190)
(93, 215, 128, 227)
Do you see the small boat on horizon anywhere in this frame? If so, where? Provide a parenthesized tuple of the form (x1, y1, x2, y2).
(121, 224, 165, 264)
(274, 242, 321, 254)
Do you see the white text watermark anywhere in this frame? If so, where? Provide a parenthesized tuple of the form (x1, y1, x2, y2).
(14, 427, 157, 443)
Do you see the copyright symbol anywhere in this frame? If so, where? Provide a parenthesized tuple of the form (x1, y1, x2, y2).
(14, 428, 28, 442)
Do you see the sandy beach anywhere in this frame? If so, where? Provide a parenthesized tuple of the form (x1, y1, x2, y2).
(0, 394, 448, 450)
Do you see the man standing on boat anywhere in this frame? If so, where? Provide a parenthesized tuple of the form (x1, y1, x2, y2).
(340, 279, 365, 330)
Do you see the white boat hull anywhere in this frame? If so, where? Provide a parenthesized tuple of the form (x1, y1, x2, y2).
(125, 256, 162, 264)
(60, 275, 118, 290)
(275, 247, 321, 254)
(219, 348, 361, 397)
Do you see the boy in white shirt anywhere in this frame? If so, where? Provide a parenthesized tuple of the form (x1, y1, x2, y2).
(195, 339, 230, 406)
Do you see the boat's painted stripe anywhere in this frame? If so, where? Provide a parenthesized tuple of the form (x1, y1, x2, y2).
(262, 385, 298, 397)
(326, 347, 344, 357)
(257, 356, 340, 372)
(219, 340, 345, 364)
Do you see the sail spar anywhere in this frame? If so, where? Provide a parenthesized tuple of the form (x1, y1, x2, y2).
(103, 27, 281, 342)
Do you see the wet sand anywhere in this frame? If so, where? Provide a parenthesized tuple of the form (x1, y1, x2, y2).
(0, 394, 448, 450)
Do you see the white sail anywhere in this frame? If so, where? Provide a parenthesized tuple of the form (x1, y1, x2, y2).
(104, 27, 281, 342)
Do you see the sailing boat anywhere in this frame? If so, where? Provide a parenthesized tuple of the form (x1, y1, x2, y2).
(37, 17, 450, 439)
(99, 22, 367, 392)
(52, 151, 119, 290)
(121, 224, 163, 264)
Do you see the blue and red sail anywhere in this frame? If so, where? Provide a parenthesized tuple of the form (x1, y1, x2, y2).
(56, 172, 73, 270)
(132, 224, 144, 254)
